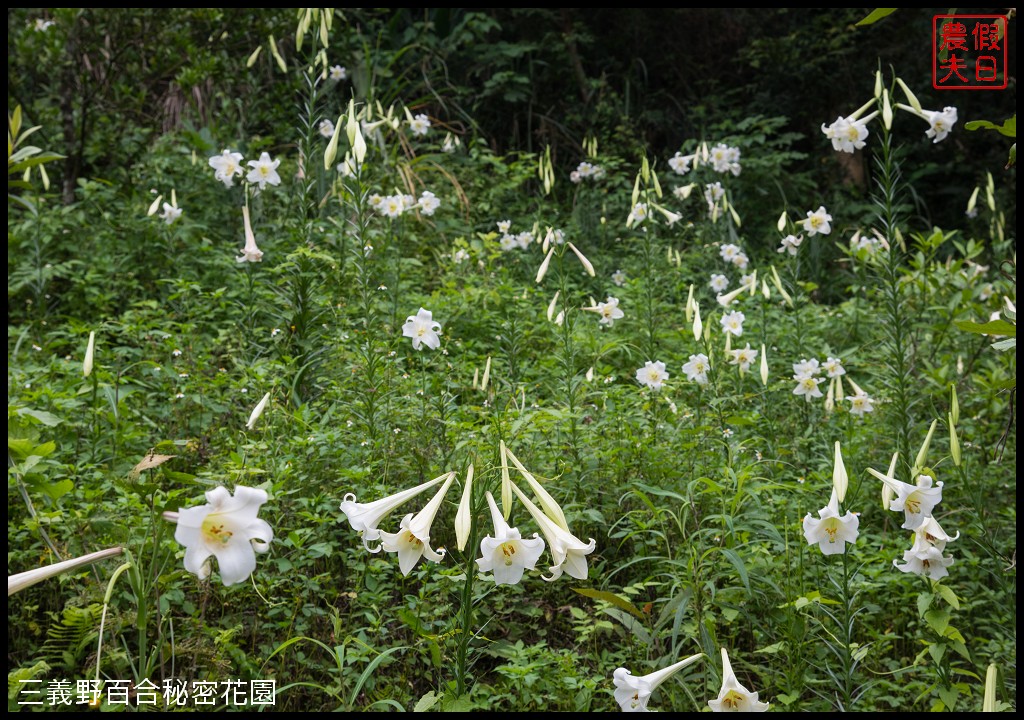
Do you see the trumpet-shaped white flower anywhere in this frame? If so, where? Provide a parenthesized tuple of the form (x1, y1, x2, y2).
(894, 532, 955, 580)
(793, 376, 823, 401)
(237, 206, 264, 263)
(636, 361, 669, 391)
(848, 391, 875, 417)
(705, 182, 725, 208)
(246, 152, 282, 190)
(402, 308, 442, 350)
(160, 203, 183, 225)
(209, 149, 244, 188)
(627, 202, 649, 225)
(510, 482, 596, 581)
(668, 151, 694, 175)
(720, 310, 745, 337)
(719, 243, 740, 262)
(727, 344, 758, 373)
(732, 253, 749, 271)
(417, 190, 440, 216)
(683, 353, 710, 385)
(778, 234, 803, 255)
(409, 113, 431, 136)
(517, 230, 535, 250)
(613, 653, 704, 712)
(708, 647, 769, 712)
(710, 274, 730, 293)
(329, 65, 347, 81)
(585, 296, 625, 326)
(341, 473, 452, 552)
(497, 219, 512, 233)
(173, 486, 274, 586)
(318, 119, 336, 138)
(919, 106, 958, 143)
(821, 114, 874, 153)
(868, 471, 943, 530)
(823, 357, 845, 378)
(476, 492, 545, 586)
(379, 473, 456, 575)
(803, 490, 859, 555)
(917, 515, 960, 551)
(801, 206, 832, 236)
(792, 358, 821, 379)
(612, 269, 626, 287)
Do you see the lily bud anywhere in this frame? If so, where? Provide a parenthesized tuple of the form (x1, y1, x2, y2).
(547, 291, 560, 322)
(455, 465, 474, 552)
(881, 452, 898, 510)
(692, 302, 703, 342)
(777, 210, 788, 233)
(246, 392, 271, 430)
(83, 331, 96, 378)
(948, 413, 961, 466)
(895, 77, 922, 113)
(246, 46, 263, 67)
(950, 384, 959, 426)
(481, 357, 491, 392)
(535, 246, 555, 284)
(912, 419, 938, 476)
(499, 440, 513, 520)
(833, 441, 848, 503)
(874, 70, 883, 99)
(759, 343, 769, 386)
(685, 284, 695, 322)
(882, 89, 893, 130)
(566, 242, 595, 276)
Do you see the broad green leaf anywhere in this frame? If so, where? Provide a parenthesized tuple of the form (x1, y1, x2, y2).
(964, 115, 1016, 138)
(16, 408, 63, 426)
(925, 608, 950, 635)
(955, 319, 1016, 336)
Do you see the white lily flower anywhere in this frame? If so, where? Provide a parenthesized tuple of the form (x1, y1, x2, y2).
(584, 296, 625, 326)
(793, 376, 824, 401)
(667, 151, 695, 175)
(613, 653, 704, 712)
(402, 308, 442, 350)
(408, 113, 431, 136)
(727, 344, 757, 373)
(341, 472, 452, 552)
(868, 469, 943, 530)
(246, 152, 282, 190)
(849, 391, 875, 417)
(510, 482, 596, 581)
(710, 274, 729, 293)
(503, 445, 568, 530)
(778, 233, 803, 255)
(801, 206, 832, 236)
(708, 647, 769, 712)
(208, 149, 244, 188)
(893, 532, 955, 580)
(536, 246, 556, 283)
(173, 486, 274, 586)
(8, 547, 123, 597)
(237, 206, 264, 263)
(636, 361, 669, 391)
(160, 202, 183, 225)
(803, 489, 858, 555)
(379, 473, 456, 575)
(918, 516, 960, 551)
(720, 310, 745, 337)
(476, 492, 545, 586)
(682, 353, 710, 385)
(417, 191, 440, 216)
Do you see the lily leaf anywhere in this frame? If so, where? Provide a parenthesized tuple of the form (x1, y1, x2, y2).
(856, 8, 897, 26)
(964, 115, 1016, 138)
(955, 319, 1015, 336)
(574, 587, 646, 620)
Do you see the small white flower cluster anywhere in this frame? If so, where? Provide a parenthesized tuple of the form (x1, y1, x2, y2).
(871, 462, 958, 581)
(369, 191, 440, 218)
(849, 229, 888, 256)
(709, 143, 742, 175)
(570, 161, 605, 183)
(719, 242, 749, 271)
(208, 149, 282, 191)
(791, 357, 874, 415)
(496, 220, 537, 251)
(340, 445, 596, 583)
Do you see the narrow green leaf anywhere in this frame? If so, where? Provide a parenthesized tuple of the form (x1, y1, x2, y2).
(574, 587, 646, 619)
(856, 8, 897, 26)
